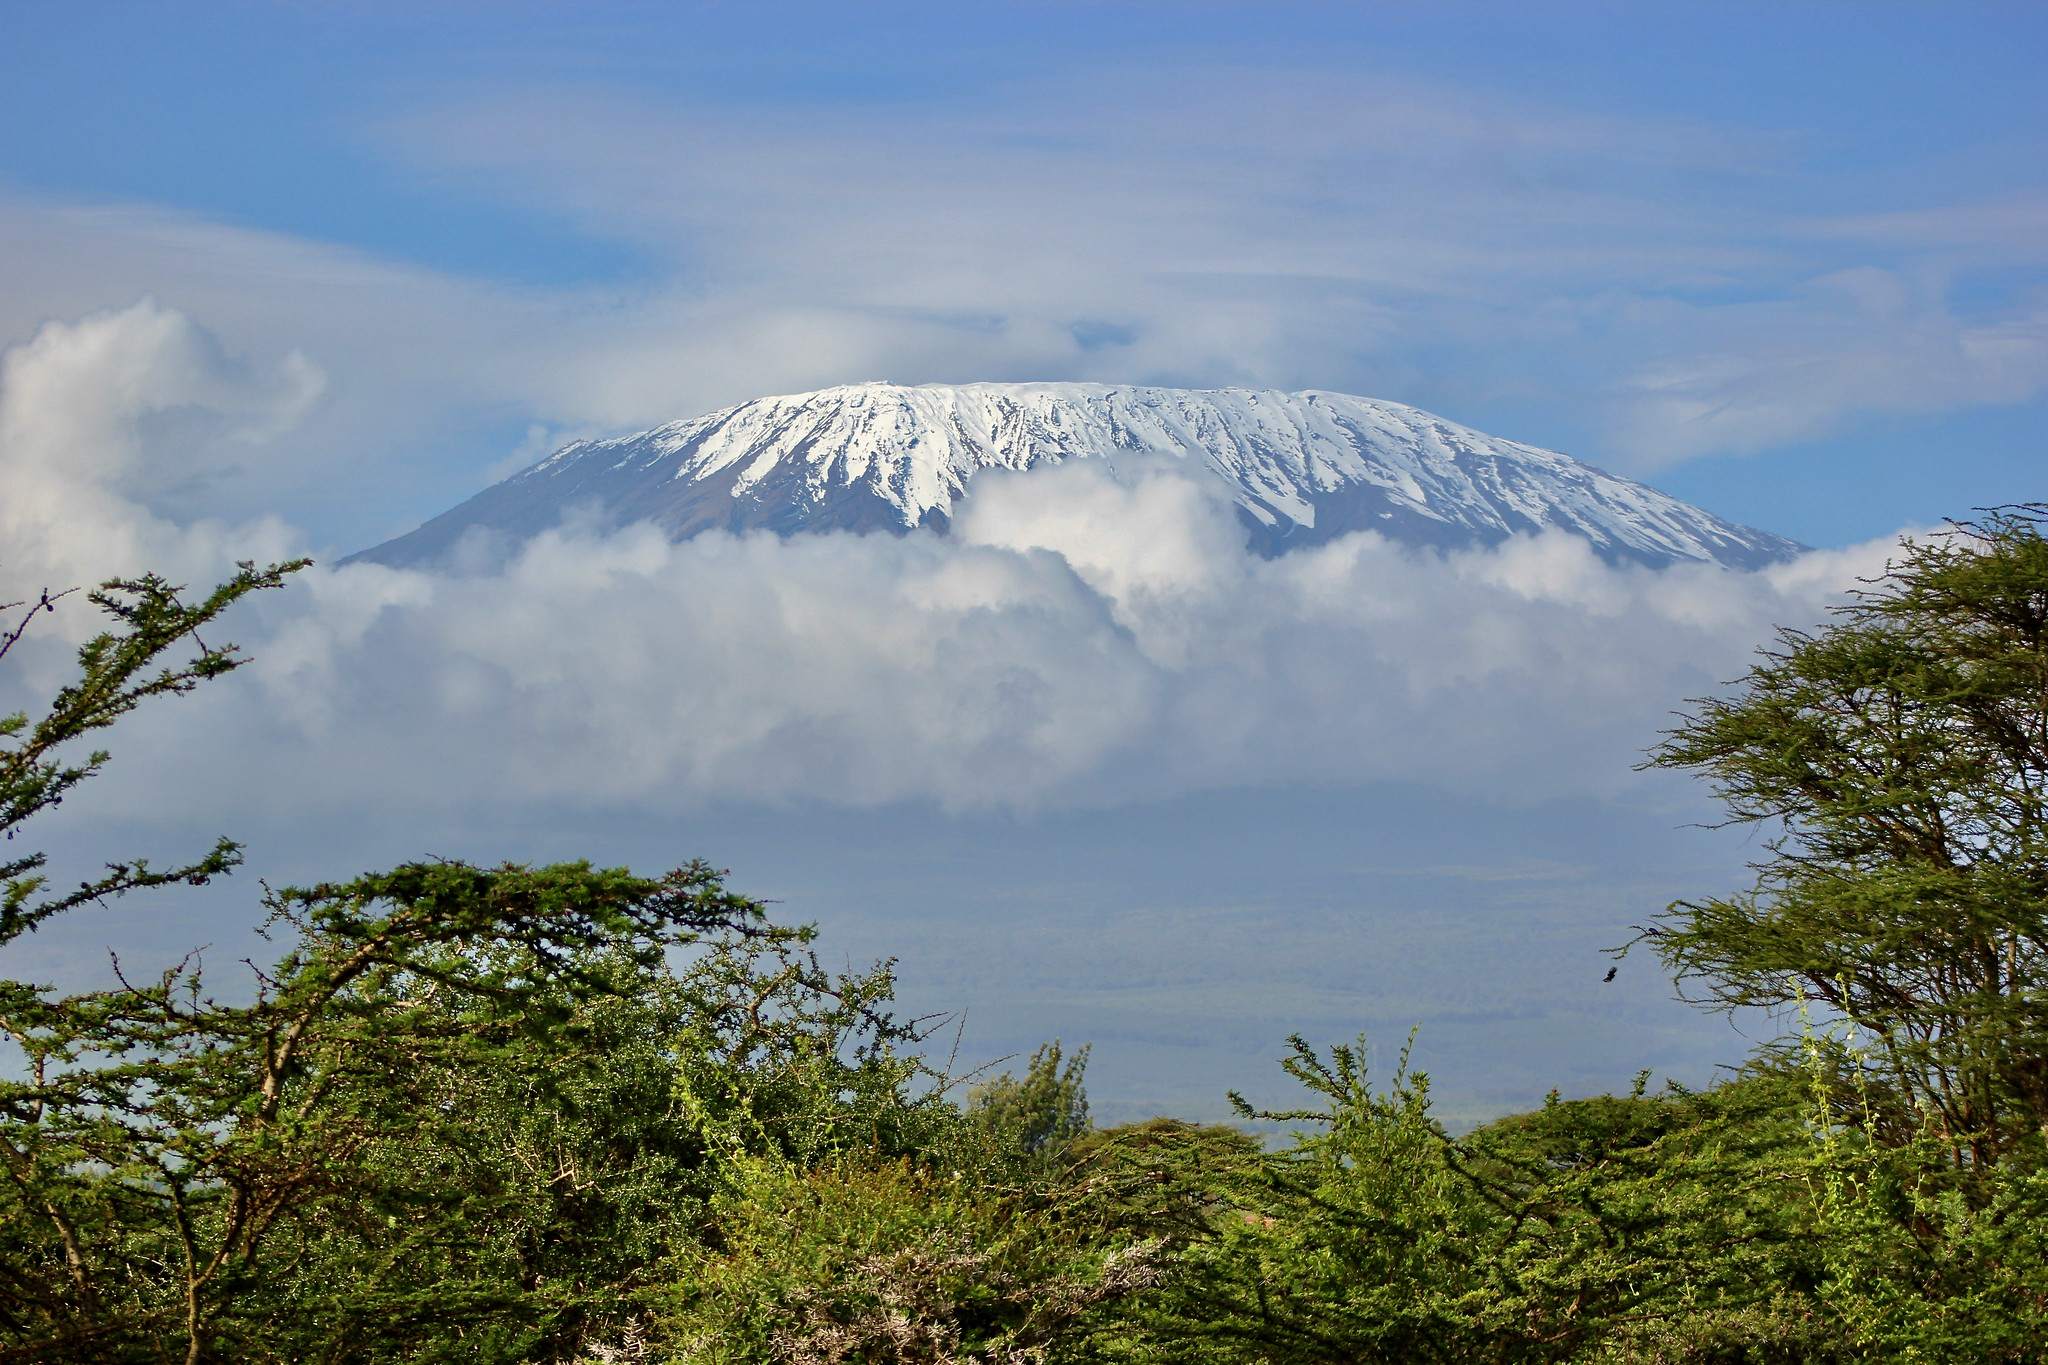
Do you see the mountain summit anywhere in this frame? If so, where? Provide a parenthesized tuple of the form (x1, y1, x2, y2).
(349, 382, 1804, 570)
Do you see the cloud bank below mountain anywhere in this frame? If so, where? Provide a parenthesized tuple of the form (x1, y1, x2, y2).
(0, 302, 1900, 821)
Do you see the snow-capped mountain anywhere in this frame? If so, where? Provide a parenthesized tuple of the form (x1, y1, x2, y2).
(348, 383, 1804, 570)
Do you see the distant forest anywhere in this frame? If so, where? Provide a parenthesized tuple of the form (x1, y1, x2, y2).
(4, 509, 2047, 1362)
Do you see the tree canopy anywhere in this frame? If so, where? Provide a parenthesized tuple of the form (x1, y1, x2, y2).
(3, 517, 2048, 1361)
(1643, 505, 2048, 1159)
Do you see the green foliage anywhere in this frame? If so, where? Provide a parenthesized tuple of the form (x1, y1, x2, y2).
(0, 567, 936, 1361)
(643, 1043, 1220, 1362)
(0, 561, 307, 942)
(1768, 1008, 2048, 1361)
(1080, 1035, 2048, 1362)
(1082, 1041, 1820, 1363)
(647, 1149, 1163, 1364)
(968, 1042, 1091, 1161)
(0, 853, 809, 1360)
(1642, 506, 2048, 1158)
(251, 876, 925, 1361)
(7, 516, 2048, 1362)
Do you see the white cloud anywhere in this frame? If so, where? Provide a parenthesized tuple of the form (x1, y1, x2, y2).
(180, 482, 1888, 817)
(0, 63, 2036, 557)
(0, 299, 310, 602)
(0, 199, 622, 551)
(0, 302, 1904, 824)
(0, 300, 1916, 1130)
(367, 69, 2047, 470)
(1610, 266, 2048, 463)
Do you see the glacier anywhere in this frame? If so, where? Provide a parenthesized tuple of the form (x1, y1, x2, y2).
(348, 382, 1804, 570)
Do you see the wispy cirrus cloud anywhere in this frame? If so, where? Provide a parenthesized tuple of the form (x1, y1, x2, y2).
(368, 67, 2048, 470)
(0, 58, 2038, 557)
(1610, 265, 2048, 461)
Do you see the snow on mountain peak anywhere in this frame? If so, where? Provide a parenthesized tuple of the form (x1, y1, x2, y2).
(350, 382, 1805, 571)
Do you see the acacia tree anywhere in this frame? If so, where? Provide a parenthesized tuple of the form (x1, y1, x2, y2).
(0, 565, 938, 1362)
(0, 562, 308, 941)
(1643, 506, 2048, 1158)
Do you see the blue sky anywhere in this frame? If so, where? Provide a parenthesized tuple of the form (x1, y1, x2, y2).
(3, 0, 2042, 547)
(1, 1, 2043, 1123)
